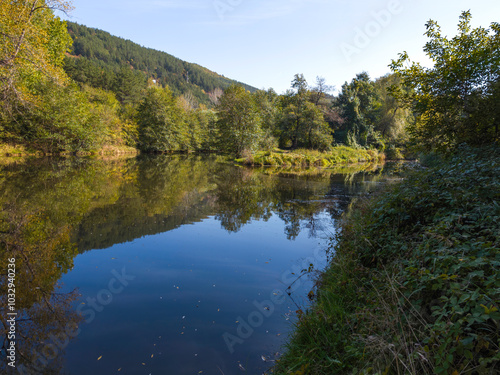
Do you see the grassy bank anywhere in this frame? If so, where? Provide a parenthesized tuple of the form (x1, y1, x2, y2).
(236, 146, 384, 167)
(273, 146, 500, 374)
(0, 143, 139, 157)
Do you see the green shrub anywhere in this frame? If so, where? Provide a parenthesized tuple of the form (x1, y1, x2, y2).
(274, 145, 500, 374)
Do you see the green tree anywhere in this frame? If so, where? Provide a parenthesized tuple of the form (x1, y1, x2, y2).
(252, 89, 279, 150)
(0, 0, 73, 115)
(279, 74, 333, 150)
(137, 86, 188, 152)
(0, 1, 125, 153)
(373, 74, 412, 143)
(215, 85, 262, 156)
(194, 107, 218, 151)
(390, 11, 500, 151)
(301, 101, 333, 150)
(332, 72, 381, 148)
(311, 76, 334, 106)
(113, 66, 147, 105)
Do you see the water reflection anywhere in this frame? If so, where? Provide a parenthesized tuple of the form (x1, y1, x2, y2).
(0, 155, 387, 374)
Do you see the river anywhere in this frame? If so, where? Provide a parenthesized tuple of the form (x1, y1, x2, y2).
(0, 154, 393, 374)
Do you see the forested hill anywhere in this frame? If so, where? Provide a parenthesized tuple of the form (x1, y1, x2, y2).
(63, 22, 257, 106)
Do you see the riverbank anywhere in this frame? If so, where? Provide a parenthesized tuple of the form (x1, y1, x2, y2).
(273, 146, 500, 374)
(236, 146, 385, 167)
(0, 143, 139, 158)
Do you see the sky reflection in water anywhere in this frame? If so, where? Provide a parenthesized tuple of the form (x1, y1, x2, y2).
(0, 155, 389, 374)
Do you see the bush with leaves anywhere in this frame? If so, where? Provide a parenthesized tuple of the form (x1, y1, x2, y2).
(391, 11, 500, 151)
(275, 146, 500, 374)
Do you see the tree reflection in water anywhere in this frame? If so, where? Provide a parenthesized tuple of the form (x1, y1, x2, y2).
(0, 155, 385, 372)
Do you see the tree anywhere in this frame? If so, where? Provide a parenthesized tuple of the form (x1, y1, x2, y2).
(332, 72, 382, 148)
(215, 85, 262, 156)
(373, 74, 413, 143)
(279, 74, 333, 150)
(113, 66, 147, 105)
(137, 86, 188, 152)
(311, 76, 334, 106)
(0, 0, 73, 114)
(0, 0, 109, 153)
(301, 101, 333, 150)
(390, 11, 500, 151)
(252, 89, 279, 150)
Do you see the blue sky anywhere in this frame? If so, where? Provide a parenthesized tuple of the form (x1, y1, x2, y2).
(61, 0, 500, 93)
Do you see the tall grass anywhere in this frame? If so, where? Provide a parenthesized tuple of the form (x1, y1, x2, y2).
(236, 147, 384, 167)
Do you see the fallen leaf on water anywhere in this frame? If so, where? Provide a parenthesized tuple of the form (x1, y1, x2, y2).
(118, 368, 121, 371)
(97, 356, 102, 361)
(151, 354, 154, 358)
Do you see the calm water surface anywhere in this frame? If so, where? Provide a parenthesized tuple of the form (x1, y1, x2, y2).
(0, 155, 393, 375)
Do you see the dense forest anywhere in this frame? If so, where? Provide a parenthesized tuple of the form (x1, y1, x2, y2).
(0, 0, 416, 158)
(0, 2, 498, 158)
(63, 22, 257, 106)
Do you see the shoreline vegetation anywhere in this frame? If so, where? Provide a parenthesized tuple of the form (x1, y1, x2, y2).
(235, 147, 385, 167)
(0, 143, 390, 169)
(270, 11, 500, 375)
(0, 143, 139, 158)
(272, 146, 500, 374)
(1, 5, 413, 162)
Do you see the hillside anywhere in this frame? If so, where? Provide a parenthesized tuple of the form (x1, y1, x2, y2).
(63, 22, 257, 106)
